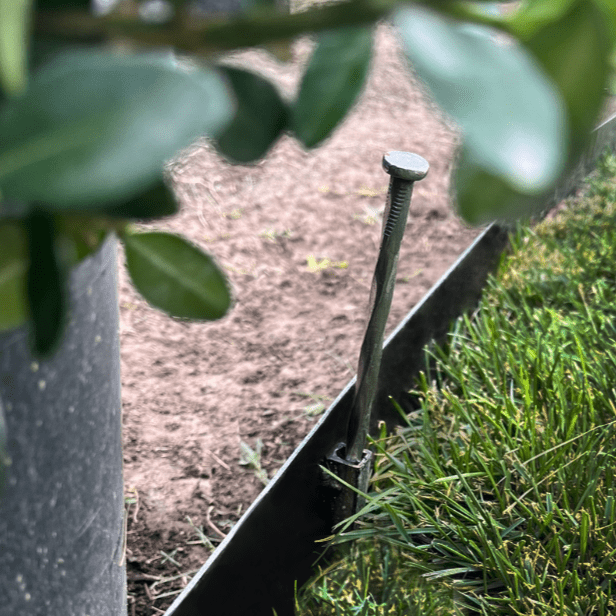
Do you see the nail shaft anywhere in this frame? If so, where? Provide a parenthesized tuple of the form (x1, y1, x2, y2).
(345, 152, 429, 462)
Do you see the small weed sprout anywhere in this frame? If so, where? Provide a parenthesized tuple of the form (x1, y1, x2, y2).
(239, 439, 268, 485)
(353, 204, 384, 226)
(259, 228, 293, 243)
(294, 391, 332, 417)
(306, 255, 349, 273)
(222, 208, 243, 219)
(186, 516, 216, 550)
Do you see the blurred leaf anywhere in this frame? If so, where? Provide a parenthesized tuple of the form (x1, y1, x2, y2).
(292, 26, 372, 148)
(0, 50, 233, 210)
(0, 0, 32, 96)
(122, 231, 231, 320)
(0, 198, 29, 218)
(506, 0, 576, 38)
(3, 178, 178, 222)
(0, 222, 28, 330)
(25, 211, 67, 357)
(395, 4, 567, 200)
(455, 0, 613, 223)
(104, 178, 179, 219)
(29, 38, 89, 73)
(594, 0, 616, 39)
(59, 221, 108, 264)
(454, 146, 538, 224)
(215, 66, 289, 163)
(522, 0, 611, 158)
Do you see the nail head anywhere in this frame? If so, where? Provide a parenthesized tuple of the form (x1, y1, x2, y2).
(383, 151, 429, 181)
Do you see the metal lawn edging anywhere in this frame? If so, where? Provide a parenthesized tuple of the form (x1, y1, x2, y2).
(165, 111, 616, 616)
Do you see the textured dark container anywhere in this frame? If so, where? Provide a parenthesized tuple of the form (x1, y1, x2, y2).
(0, 236, 125, 616)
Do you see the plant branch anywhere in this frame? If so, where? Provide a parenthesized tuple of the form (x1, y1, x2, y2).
(34, 0, 396, 55)
(33, 0, 515, 59)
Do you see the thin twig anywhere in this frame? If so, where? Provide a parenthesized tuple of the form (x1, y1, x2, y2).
(154, 588, 184, 600)
(209, 450, 231, 471)
(130, 573, 162, 582)
(206, 505, 228, 539)
(130, 487, 140, 523)
(151, 569, 200, 590)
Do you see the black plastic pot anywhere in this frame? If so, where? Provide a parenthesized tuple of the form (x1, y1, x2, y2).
(0, 236, 125, 616)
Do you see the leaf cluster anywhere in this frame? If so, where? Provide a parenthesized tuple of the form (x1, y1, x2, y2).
(1, 0, 615, 355)
(0, 0, 378, 356)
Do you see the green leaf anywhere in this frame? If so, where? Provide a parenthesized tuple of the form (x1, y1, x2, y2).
(454, 146, 538, 224)
(104, 178, 179, 219)
(0, 50, 234, 210)
(215, 66, 289, 163)
(292, 26, 372, 148)
(0, 198, 29, 218)
(594, 0, 616, 40)
(0, 177, 178, 222)
(506, 0, 577, 38)
(29, 38, 87, 73)
(0, 221, 28, 330)
(394, 4, 567, 195)
(59, 222, 108, 264)
(25, 211, 67, 356)
(454, 0, 613, 223)
(122, 231, 231, 320)
(522, 0, 612, 158)
(0, 0, 31, 96)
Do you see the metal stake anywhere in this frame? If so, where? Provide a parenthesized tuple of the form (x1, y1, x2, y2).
(325, 152, 428, 524)
(346, 151, 429, 461)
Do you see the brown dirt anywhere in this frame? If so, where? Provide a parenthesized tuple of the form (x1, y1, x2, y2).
(120, 24, 479, 615)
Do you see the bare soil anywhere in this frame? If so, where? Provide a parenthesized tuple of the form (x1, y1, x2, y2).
(120, 24, 479, 615)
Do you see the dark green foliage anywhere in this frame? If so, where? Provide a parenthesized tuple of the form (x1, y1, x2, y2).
(25, 210, 66, 356)
(122, 230, 232, 321)
(292, 26, 372, 148)
(104, 179, 179, 220)
(215, 66, 289, 163)
(37, 0, 92, 8)
(0, 49, 232, 209)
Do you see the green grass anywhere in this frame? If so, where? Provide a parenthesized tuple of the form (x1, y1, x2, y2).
(295, 154, 616, 615)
